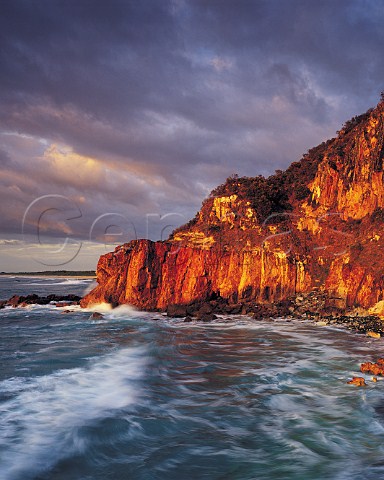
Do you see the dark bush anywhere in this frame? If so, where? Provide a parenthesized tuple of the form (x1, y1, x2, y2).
(371, 207, 384, 223)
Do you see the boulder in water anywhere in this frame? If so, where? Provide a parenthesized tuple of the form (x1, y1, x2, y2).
(347, 377, 366, 386)
(360, 358, 384, 376)
(367, 331, 381, 339)
(167, 304, 187, 318)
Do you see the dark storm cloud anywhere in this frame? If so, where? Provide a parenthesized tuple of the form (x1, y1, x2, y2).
(0, 0, 184, 124)
(189, 0, 384, 93)
(0, 0, 384, 254)
(1, 0, 383, 120)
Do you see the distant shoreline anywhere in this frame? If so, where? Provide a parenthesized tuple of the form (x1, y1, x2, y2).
(0, 273, 96, 279)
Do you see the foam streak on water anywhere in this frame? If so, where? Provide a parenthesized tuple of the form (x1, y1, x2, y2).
(0, 347, 146, 480)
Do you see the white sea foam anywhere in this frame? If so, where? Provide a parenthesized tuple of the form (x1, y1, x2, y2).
(21, 278, 93, 286)
(84, 303, 141, 319)
(0, 346, 146, 480)
(107, 304, 139, 318)
(59, 278, 93, 285)
(86, 302, 114, 313)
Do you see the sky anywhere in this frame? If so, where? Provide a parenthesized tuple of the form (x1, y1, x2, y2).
(1, 0, 384, 271)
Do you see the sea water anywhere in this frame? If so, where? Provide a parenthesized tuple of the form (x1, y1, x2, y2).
(1, 276, 384, 479)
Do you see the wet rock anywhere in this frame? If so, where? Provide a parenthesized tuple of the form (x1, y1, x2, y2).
(184, 316, 193, 323)
(367, 331, 381, 339)
(90, 312, 104, 320)
(347, 377, 366, 386)
(55, 301, 78, 307)
(166, 304, 188, 318)
(5, 294, 81, 307)
(7, 295, 21, 307)
(250, 304, 276, 320)
(228, 304, 242, 314)
(275, 299, 295, 316)
(200, 313, 217, 322)
(185, 304, 198, 317)
(182, 299, 229, 318)
(361, 359, 384, 376)
(197, 303, 213, 316)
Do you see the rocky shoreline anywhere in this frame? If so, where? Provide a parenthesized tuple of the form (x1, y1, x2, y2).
(0, 294, 81, 309)
(1, 290, 384, 338)
(165, 290, 384, 337)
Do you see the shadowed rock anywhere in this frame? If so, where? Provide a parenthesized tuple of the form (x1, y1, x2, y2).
(2, 294, 81, 308)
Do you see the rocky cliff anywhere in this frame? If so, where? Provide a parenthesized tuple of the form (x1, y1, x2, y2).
(81, 97, 384, 316)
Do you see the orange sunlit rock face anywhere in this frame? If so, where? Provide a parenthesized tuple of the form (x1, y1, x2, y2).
(347, 377, 366, 387)
(360, 359, 384, 376)
(81, 98, 384, 312)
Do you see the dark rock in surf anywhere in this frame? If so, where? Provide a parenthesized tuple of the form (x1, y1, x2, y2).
(167, 304, 188, 318)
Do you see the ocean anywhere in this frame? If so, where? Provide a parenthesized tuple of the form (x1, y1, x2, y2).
(1, 276, 384, 479)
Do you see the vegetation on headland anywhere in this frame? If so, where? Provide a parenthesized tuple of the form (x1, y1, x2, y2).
(173, 103, 377, 238)
(173, 139, 334, 235)
(207, 103, 377, 223)
(210, 139, 333, 207)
